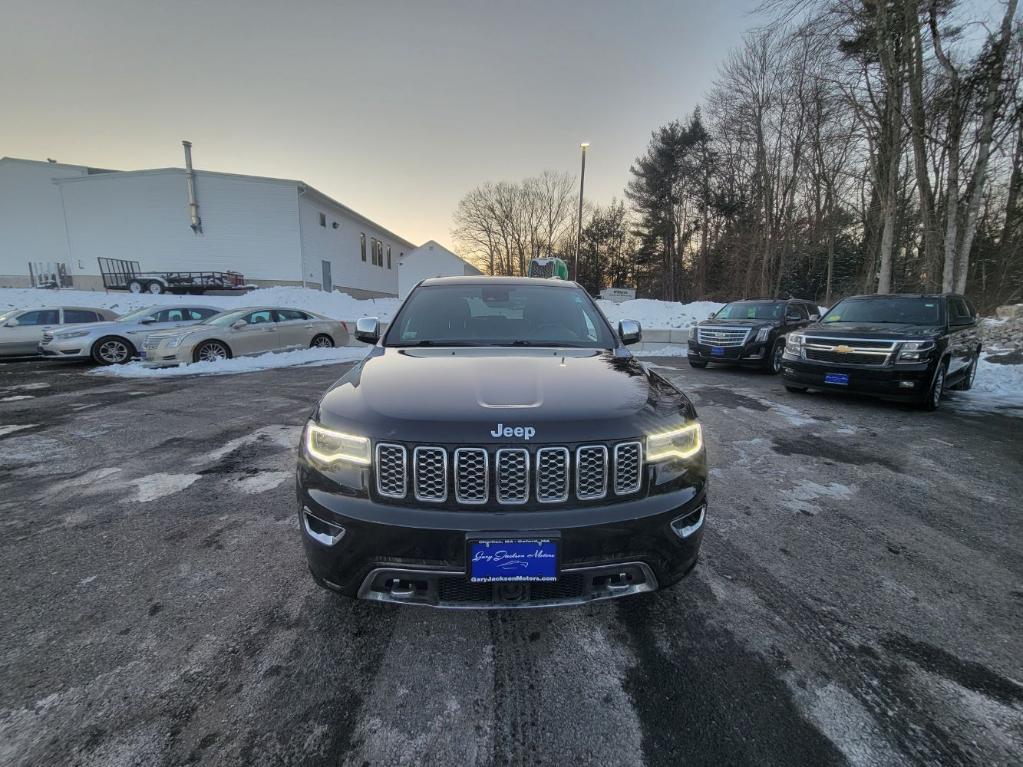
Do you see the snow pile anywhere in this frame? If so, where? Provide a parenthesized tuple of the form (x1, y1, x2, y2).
(965, 355, 1023, 403)
(93, 346, 369, 379)
(596, 298, 723, 329)
(0, 286, 401, 323)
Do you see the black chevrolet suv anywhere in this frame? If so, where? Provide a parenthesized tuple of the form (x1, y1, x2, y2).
(297, 277, 707, 608)
(687, 298, 821, 373)
(781, 293, 981, 410)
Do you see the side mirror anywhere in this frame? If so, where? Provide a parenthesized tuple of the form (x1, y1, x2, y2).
(355, 317, 380, 344)
(786, 312, 802, 322)
(4, 319, 19, 327)
(139, 317, 157, 325)
(231, 319, 248, 329)
(707, 312, 716, 320)
(618, 319, 642, 346)
(809, 313, 821, 321)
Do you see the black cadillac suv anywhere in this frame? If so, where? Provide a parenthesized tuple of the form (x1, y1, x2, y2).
(688, 298, 820, 373)
(781, 293, 982, 410)
(297, 277, 707, 608)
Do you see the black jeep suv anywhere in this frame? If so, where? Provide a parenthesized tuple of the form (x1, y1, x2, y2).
(297, 277, 707, 609)
(781, 293, 981, 410)
(687, 298, 820, 373)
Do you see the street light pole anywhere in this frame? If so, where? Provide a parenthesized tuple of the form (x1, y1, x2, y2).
(574, 142, 589, 283)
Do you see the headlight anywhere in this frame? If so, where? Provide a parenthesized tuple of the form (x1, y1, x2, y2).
(755, 327, 771, 343)
(56, 330, 90, 339)
(164, 336, 184, 349)
(897, 341, 935, 362)
(303, 422, 371, 465)
(785, 333, 804, 355)
(646, 422, 703, 462)
(688, 326, 697, 340)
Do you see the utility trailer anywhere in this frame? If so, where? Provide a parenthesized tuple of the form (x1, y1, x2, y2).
(98, 257, 247, 295)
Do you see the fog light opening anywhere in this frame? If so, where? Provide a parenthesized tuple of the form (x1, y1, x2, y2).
(671, 505, 706, 539)
(303, 507, 345, 546)
(898, 380, 916, 389)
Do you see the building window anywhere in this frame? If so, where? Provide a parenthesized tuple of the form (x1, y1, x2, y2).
(319, 212, 326, 227)
(360, 233, 366, 261)
(387, 245, 392, 269)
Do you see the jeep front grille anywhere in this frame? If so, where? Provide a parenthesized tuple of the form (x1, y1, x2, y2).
(379, 441, 642, 507)
(697, 326, 751, 347)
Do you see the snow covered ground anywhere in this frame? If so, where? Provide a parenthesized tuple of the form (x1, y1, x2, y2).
(94, 346, 369, 379)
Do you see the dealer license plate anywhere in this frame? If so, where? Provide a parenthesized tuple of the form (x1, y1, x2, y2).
(824, 373, 849, 386)
(139, 351, 148, 360)
(711, 346, 725, 357)
(469, 538, 558, 583)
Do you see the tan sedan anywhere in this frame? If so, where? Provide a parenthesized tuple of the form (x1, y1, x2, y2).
(0, 306, 119, 357)
(140, 307, 349, 366)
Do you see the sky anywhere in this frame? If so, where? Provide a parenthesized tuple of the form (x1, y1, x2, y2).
(3, 0, 776, 248)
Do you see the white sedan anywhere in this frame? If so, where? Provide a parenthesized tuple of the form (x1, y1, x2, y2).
(141, 307, 349, 366)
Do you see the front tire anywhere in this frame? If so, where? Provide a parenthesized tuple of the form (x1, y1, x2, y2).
(766, 339, 785, 374)
(193, 341, 232, 363)
(920, 361, 947, 411)
(310, 334, 334, 349)
(91, 336, 135, 365)
(688, 359, 708, 369)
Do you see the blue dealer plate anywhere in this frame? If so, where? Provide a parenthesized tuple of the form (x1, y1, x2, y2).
(469, 538, 558, 583)
(139, 351, 148, 360)
(825, 373, 849, 386)
(711, 346, 726, 356)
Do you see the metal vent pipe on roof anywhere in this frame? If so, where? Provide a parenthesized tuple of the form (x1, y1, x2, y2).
(182, 140, 202, 233)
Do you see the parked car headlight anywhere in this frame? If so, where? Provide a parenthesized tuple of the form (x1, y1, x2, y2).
(785, 333, 804, 355)
(897, 340, 935, 362)
(303, 422, 371, 465)
(164, 336, 184, 349)
(755, 327, 771, 343)
(688, 326, 697, 340)
(56, 330, 90, 339)
(646, 422, 702, 462)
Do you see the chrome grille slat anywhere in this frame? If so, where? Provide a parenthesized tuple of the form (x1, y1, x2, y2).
(697, 326, 751, 347)
(375, 443, 407, 499)
(613, 442, 642, 495)
(576, 445, 608, 500)
(496, 448, 530, 504)
(454, 448, 488, 504)
(413, 446, 447, 502)
(536, 447, 570, 503)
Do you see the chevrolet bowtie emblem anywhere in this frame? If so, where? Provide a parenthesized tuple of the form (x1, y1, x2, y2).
(835, 345, 853, 353)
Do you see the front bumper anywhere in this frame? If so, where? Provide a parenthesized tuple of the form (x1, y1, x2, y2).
(299, 485, 707, 609)
(38, 339, 89, 358)
(140, 346, 189, 367)
(688, 339, 769, 365)
(781, 353, 934, 400)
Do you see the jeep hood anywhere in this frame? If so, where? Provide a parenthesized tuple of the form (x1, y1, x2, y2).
(315, 347, 696, 443)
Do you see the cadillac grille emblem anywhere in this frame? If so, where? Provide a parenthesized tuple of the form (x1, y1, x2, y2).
(835, 345, 853, 353)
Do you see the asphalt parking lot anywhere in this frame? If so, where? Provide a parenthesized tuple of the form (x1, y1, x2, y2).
(1, 357, 1021, 766)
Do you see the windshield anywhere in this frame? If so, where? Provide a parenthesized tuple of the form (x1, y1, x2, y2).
(386, 284, 616, 348)
(116, 307, 159, 323)
(714, 302, 785, 321)
(822, 297, 941, 325)
(201, 310, 249, 327)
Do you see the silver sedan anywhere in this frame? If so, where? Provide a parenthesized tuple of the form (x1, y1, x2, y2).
(39, 305, 220, 364)
(0, 306, 119, 358)
(141, 307, 349, 366)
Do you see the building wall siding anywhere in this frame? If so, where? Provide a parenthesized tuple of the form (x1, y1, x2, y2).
(298, 194, 402, 296)
(398, 241, 482, 297)
(58, 170, 303, 282)
(0, 159, 93, 284)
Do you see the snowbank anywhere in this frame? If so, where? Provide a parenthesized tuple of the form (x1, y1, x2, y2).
(596, 298, 723, 329)
(0, 286, 401, 323)
(93, 346, 369, 379)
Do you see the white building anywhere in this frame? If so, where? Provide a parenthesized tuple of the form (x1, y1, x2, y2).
(0, 154, 420, 297)
(398, 240, 482, 297)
